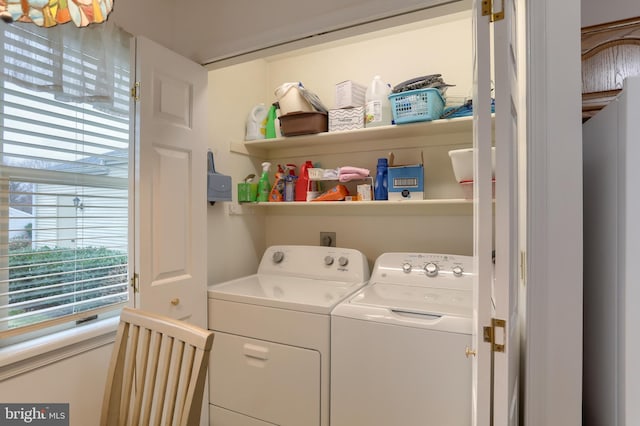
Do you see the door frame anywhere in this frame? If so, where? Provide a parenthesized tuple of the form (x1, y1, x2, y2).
(524, 0, 583, 424)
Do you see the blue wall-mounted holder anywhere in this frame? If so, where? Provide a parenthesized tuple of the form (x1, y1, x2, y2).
(207, 150, 232, 205)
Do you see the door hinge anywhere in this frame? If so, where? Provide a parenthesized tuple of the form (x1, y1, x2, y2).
(482, 0, 505, 22)
(130, 82, 140, 101)
(130, 273, 139, 293)
(483, 318, 506, 353)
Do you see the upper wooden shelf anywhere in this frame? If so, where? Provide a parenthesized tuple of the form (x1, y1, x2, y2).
(229, 116, 480, 159)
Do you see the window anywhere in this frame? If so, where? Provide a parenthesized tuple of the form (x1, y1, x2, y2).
(0, 22, 131, 343)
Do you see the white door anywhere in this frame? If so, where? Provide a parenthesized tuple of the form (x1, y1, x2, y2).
(131, 37, 209, 328)
(471, 0, 493, 423)
(472, 0, 521, 424)
(492, 0, 523, 423)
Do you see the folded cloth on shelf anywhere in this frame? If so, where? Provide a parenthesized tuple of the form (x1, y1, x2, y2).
(392, 74, 455, 96)
(338, 166, 370, 182)
(441, 98, 495, 119)
(323, 168, 340, 179)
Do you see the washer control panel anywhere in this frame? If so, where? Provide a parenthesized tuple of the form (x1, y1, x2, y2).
(373, 252, 474, 290)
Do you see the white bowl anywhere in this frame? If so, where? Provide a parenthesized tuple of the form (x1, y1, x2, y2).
(307, 168, 324, 180)
(448, 147, 496, 182)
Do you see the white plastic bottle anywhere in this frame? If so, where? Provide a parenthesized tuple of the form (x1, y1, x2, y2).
(245, 104, 268, 140)
(365, 76, 392, 128)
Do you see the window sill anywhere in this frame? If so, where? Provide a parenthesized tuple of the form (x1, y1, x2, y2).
(0, 317, 119, 381)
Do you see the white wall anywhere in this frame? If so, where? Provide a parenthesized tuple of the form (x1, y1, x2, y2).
(206, 60, 269, 284)
(0, 344, 112, 426)
(582, 0, 640, 27)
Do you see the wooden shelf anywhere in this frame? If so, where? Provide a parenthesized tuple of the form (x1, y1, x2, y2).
(230, 116, 478, 159)
(227, 115, 486, 216)
(236, 198, 473, 216)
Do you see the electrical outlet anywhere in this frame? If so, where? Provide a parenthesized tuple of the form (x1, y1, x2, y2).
(320, 232, 336, 247)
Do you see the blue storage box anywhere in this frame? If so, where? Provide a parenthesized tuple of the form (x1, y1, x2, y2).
(387, 152, 424, 200)
(388, 88, 445, 124)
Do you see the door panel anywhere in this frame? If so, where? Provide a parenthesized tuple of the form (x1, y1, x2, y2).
(472, 0, 493, 424)
(473, 0, 522, 423)
(132, 36, 208, 328)
(151, 147, 190, 281)
(493, 0, 522, 424)
(154, 74, 193, 127)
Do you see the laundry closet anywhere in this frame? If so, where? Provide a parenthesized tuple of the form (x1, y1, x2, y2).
(202, 1, 483, 425)
(206, 2, 477, 285)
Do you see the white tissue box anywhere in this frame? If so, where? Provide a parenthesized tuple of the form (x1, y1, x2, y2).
(329, 107, 365, 132)
(335, 80, 367, 109)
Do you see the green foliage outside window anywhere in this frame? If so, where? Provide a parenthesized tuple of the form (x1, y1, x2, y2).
(7, 246, 128, 327)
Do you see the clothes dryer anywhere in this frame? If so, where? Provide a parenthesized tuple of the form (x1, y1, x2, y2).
(207, 245, 369, 426)
(331, 252, 473, 426)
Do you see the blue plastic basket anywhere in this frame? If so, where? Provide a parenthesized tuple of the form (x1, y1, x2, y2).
(388, 88, 445, 124)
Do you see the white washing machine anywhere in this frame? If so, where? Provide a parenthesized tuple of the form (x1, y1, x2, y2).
(331, 252, 473, 426)
(207, 245, 370, 426)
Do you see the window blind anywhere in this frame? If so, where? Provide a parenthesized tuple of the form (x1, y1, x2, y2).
(0, 22, 131, 340)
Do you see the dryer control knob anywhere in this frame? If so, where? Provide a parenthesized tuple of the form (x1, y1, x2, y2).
(272, 251, 285, 263)
(424, 262, 439, 277)
(402, 263, 412, 273)
(324, 256, 334, 266)
(338, 256, 349, 267)
(452, 265, 464, 277)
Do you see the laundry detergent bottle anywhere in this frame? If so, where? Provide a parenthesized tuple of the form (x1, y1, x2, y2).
(374, 158, 388, 200)
(295, 160, 314, 201)
(365, 75, 392, 128)
(257, 162, 271, 202)
(245, 104, 268, 140)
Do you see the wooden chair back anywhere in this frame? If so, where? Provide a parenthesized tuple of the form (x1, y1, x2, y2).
(101, 307, 214, 426)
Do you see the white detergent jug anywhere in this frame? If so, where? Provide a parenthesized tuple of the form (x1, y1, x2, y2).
(365, 75, 392, 128)
(245, 104, 269, 140)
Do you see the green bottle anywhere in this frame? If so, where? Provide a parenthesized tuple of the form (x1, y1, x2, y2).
(257, 162, 271, 202)
(265, 104, 278, 139)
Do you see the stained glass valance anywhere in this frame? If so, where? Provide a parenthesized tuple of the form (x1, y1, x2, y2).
(0, 0, 114, 27)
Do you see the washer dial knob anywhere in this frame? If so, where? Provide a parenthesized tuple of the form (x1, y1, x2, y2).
(452, 265, 464, 277)
(272, 251, 285, 263)
(338, 256, 349, 267)
(424, 262, 439, 277)
(402, 263, 412, 273)
(324, 256, 334, 266)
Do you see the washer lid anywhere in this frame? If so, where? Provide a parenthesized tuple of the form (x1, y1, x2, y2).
(347, 282, 472, 318)
(208, 274, 367, 314)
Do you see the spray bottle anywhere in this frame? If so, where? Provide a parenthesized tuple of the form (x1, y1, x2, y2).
(269, 164, 286, 202)
(257, 162, 271, 202)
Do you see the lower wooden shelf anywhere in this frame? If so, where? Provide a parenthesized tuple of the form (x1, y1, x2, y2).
(235, 198, 473, 216)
